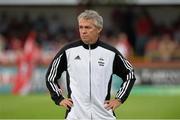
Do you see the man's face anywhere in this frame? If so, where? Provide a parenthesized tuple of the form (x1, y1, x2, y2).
(78, 18, 102, 44)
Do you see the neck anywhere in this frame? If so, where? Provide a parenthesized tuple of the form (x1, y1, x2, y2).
(85, 40, 97, 45)
(84, 37, 99, 45)
(81, 39, 99, 49)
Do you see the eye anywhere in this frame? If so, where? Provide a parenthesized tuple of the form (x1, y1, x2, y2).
(85, 26, 91, 29)
(79, 26, 83, 29)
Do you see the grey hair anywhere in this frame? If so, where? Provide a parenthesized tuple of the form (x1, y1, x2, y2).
(78, 10, 103, 29)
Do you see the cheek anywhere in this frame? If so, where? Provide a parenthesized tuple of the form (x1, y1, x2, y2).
(91, 30, 98, 36)
(89, 29, 96, 34)
(79, 30, 83, 35)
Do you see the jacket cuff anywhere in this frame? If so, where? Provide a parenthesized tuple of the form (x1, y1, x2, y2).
(55, 96, 65, 106)
(115, 97, 125, 104)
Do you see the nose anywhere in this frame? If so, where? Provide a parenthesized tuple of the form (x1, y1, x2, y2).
(81, 28, 87, 34)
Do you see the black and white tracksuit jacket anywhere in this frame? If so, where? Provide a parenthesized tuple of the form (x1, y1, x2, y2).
(46, 40, 136, 120)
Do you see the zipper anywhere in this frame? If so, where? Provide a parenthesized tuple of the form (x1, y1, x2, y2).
(88, 44, 92, 120)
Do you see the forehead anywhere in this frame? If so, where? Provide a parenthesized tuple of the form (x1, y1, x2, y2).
(78, 18, 95, 26)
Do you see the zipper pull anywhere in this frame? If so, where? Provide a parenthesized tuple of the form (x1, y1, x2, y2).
(88, 44, 91, 50)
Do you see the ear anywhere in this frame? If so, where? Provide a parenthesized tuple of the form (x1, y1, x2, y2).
(97, 27, 102, 34)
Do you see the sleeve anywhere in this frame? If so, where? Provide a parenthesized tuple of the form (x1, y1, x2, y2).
(113, 53, 136, 103)
(45, 50, 67, 105)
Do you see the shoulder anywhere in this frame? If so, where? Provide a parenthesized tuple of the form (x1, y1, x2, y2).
(98, 40, 120, 55)
(59, 40, 81, 52)
(54, 40, 81, 58)
(61, 40, 82, 51)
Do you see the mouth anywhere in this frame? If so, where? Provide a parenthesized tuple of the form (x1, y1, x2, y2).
(81, 36, 88, 39)
(82, 35, 88, 37)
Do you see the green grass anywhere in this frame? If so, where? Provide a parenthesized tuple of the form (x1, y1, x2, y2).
(0, 86, 180, 119)
(116, 94, 180, 119)
(0, 94, 66, 119)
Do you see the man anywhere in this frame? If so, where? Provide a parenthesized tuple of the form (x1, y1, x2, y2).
(46, 10, 136, 120)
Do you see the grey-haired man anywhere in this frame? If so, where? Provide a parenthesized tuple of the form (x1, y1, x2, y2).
(46, 10, 136, 120)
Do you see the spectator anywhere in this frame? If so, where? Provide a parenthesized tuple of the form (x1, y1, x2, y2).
(116, 32, 133, 58)
(0, 11, 9, 35)
(173, 17, 180, 44)
(0, 34, 6, 52)
(145, 35, 160, 61)
(134, 9, 153, 56)
(48, 14, 62, 38)
(158, 33, 176, 61)
(33, 14, 48, 32)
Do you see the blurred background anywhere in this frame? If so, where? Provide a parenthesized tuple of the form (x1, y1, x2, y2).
(0, 0, 180, 119)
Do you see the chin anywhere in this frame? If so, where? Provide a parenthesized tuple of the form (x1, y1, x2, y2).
(82, 39, 90, 44)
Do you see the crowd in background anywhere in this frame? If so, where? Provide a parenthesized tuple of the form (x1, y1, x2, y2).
(0, 7, 180, 65)
(105, 8, 180, 61)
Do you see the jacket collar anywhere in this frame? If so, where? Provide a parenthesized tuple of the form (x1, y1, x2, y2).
(81, 39, 99, 49)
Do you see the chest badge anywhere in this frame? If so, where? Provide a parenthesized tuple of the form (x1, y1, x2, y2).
(98, 58, 105, 66)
